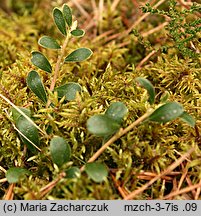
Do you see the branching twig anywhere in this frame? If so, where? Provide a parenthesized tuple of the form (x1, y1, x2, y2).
(161, 180, 201, 200)
(80, 110, 152, 171)
(38, 172, 66, 198)
(46, 34, 70, 107)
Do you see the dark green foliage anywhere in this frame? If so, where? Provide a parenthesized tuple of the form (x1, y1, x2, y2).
(6, 167, 30, 183)
(148, 102, 184, 123)
(85, 162, 108, 183)
(135, 77, 155, 105)
(38, 36, 61, 49)
(141, 0, 201, 58)
(16, 116, 40, 153)
(87, 114, 121, 137)
(105, 102, 128, 124)
(65, 167, 81, 179)
(64, 48, 93, 62)
(50, 136, 71, 167)
(26, 70, 47, 103)
(62, 4, 72, 28)
(11, 107, 31, 122)
(53, 7, 67, 36)
(31, 51, 52, 73)
(179, 111, 196, 127)
(71, 29, 85, 37)
(55, 82, 82, 101)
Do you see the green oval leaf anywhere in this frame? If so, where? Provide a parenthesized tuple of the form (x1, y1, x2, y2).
(135, 77, 155, 105)
(85, 162, 108, 183)
(64, 48, 93, 62)
(65, 167, 81, 179)
(11, 107, 31, 122)
(87, 114, 121, 137)
(26, 71, 47, 104)
(38, 36, 61, 49)
(148, 102, 184, 124)
(71, 29, 85, 37)
(105, 102, 128, 124)
(179, 111, 196, 127)
(55, 82, 82, 101)
(16, 116, 40, 153)
(6, 167, 30, 183)
(53, 8, 67, 36)
(50, 136, 71, 167)
(63, 4, 72, 27)
(31, 51, 52, 73)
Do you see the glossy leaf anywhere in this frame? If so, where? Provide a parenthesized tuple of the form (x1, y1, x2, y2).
(26, 71, 47, 104)
(179, 111, 196, 127)
(62, 4, 72, 27)
(160, 91, 170, 103)
(16, 116, 40, 153)
(11, 107, 31, 122)
(53, 8, 66, 36)
(85, 162, 108, 183)
(31, 51, 52, 73)
(65, 167, 81, 179)
(38, 36, 60, 49)
(6, 167, 30, 183)
(50, 136, 71, 167)
(55, 82, 82, 101)
(135, 77, 155, 105)
(64, 48, 92, 62)
(105, 102, 128, 124)
(71, 29, 85, 37)
(87, 114, 121, 137)
(148, 102, 184, 123)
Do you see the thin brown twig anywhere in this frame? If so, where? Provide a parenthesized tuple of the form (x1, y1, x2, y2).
(4, 184, 15, 200)
(141, 22, 169, 37)
(91, 0, 97, 11)
(92, 30, 114, 43)
(46, 34, 70, 107)
(159, 179, 166, 198)
(111, 174, 128, 199)
(38, 172, 66, 198)
(186, 175, 197, 198)
(0, 165, 7, 173)
(177, 163, 188, 190)
(117, 21, 169, 48)
(124, 147, 195, 200)
(161, 181, 201, 200)
(136, 50, 158, 69)
(122, 0, 167, 37)
(194, 179, 201, 200)
(0, 93, 45, 135)
(80, 110, 152, 172)
(49, 35, 69, 92)
(171, 177, 178, 198)
(0, 178, 7, 183)
(98, 0, 104, 34)
(136, 173, 173, 181)
(71, 0, 90, 18)
(111, 0, 121, 11)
